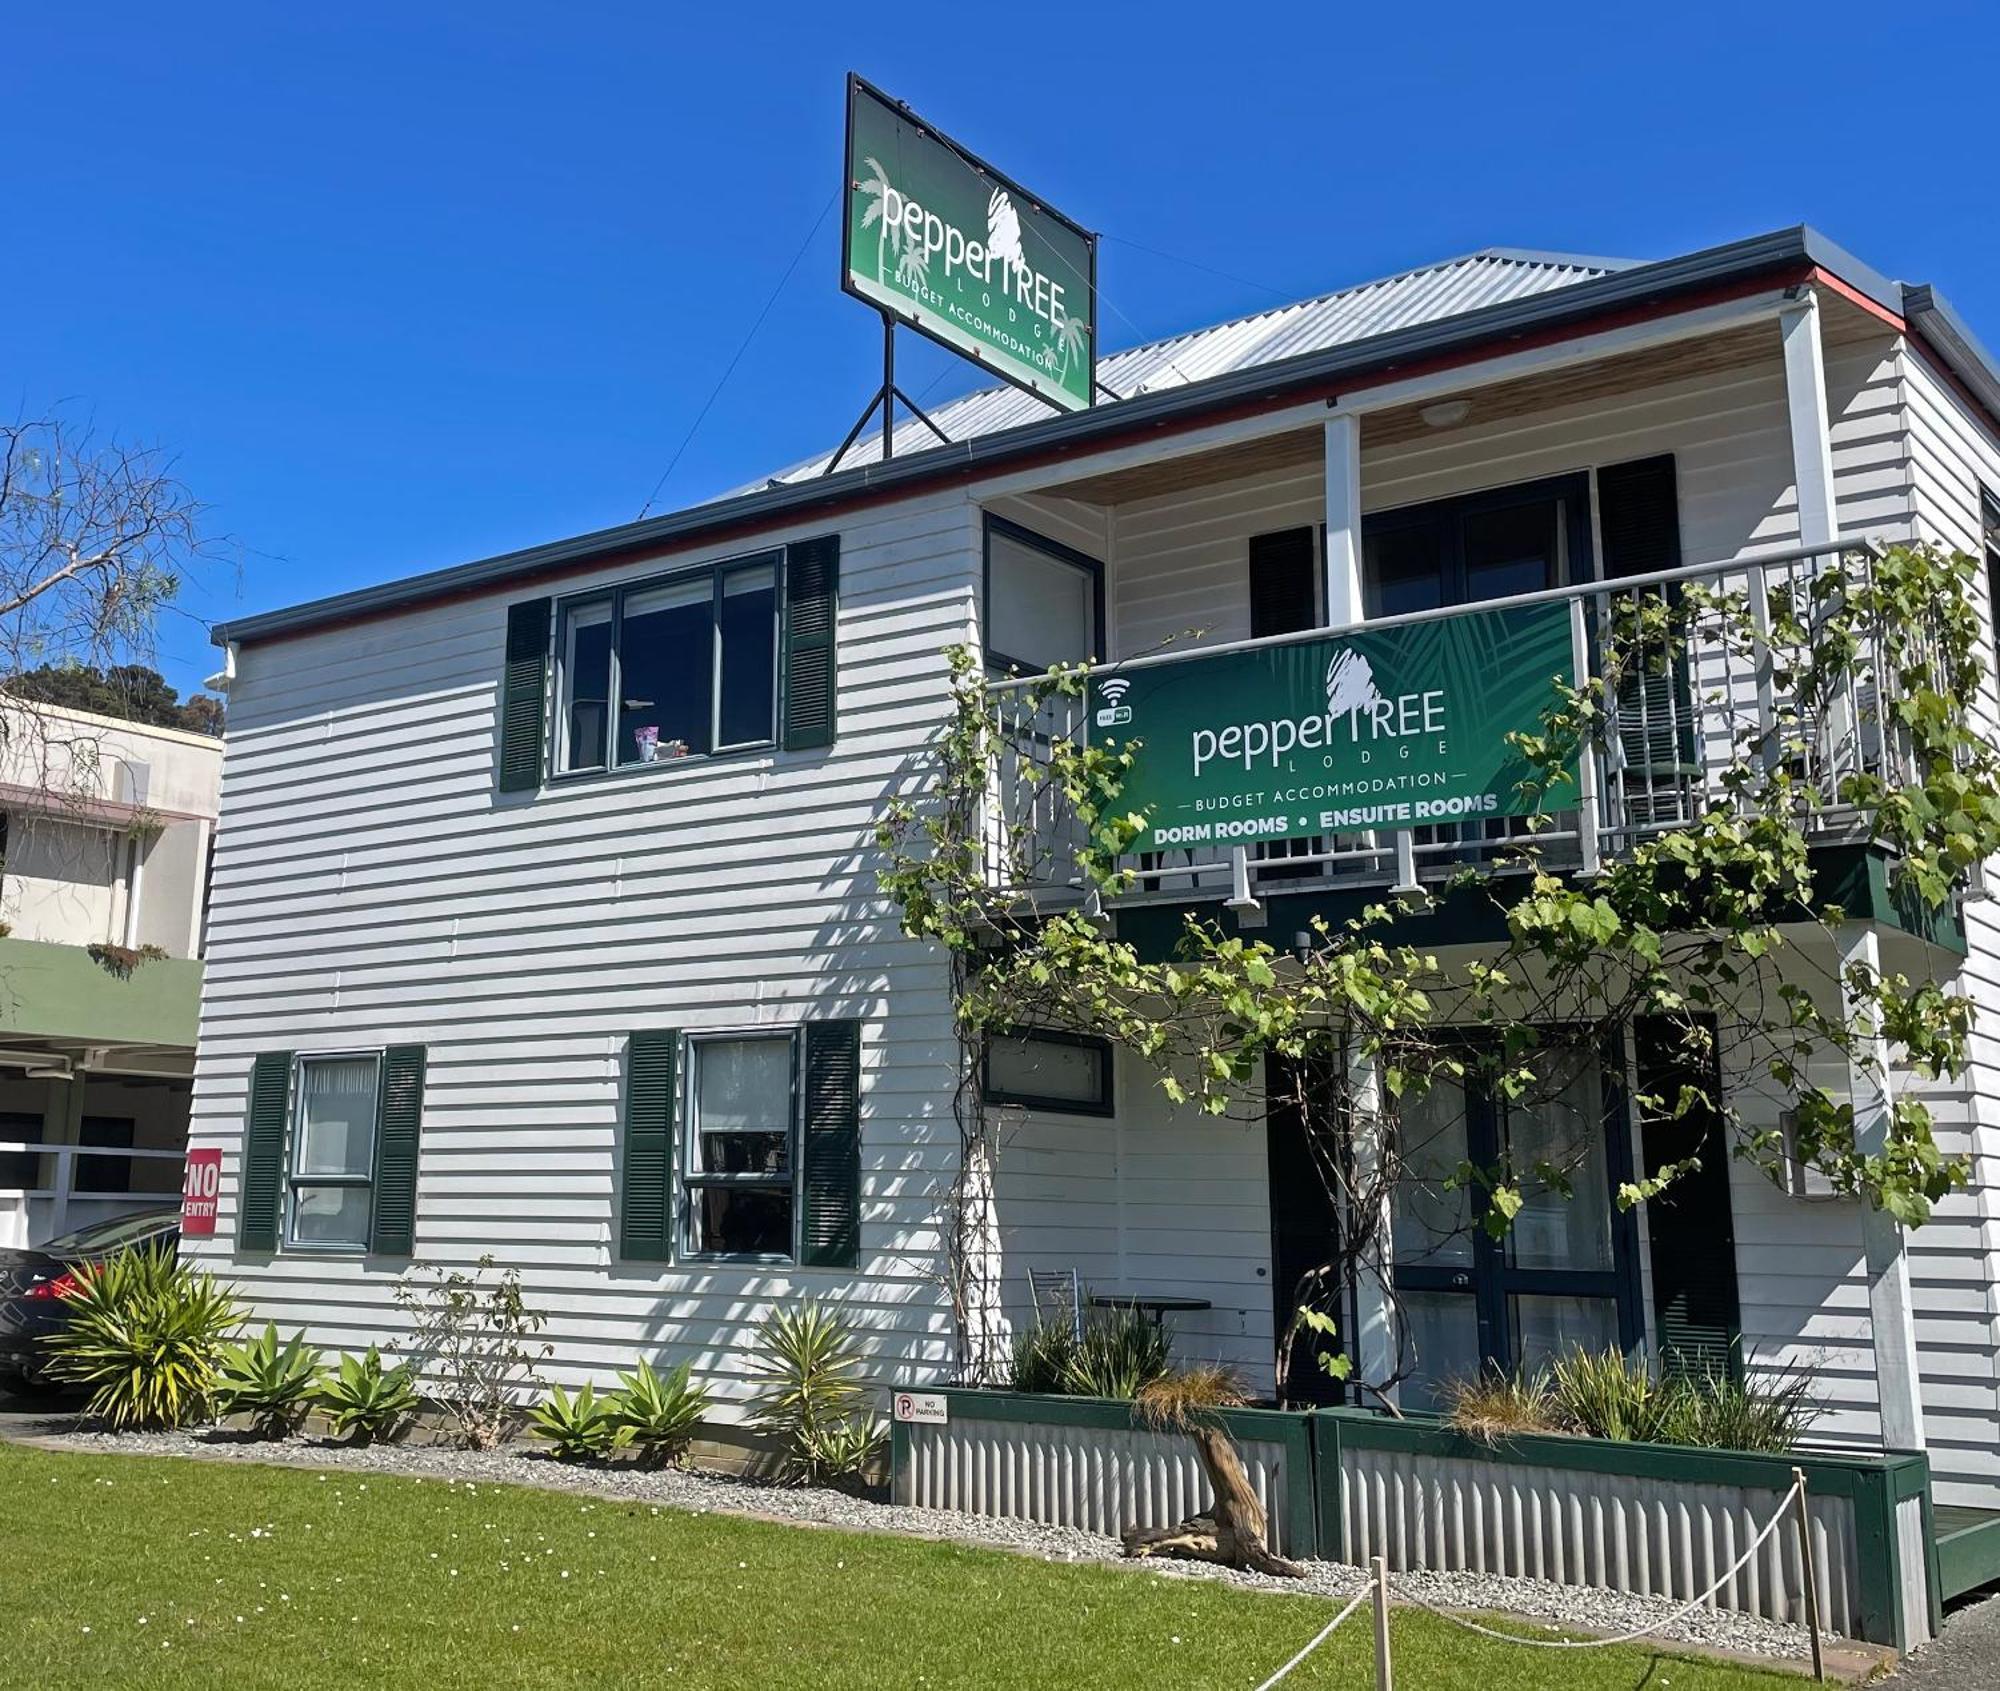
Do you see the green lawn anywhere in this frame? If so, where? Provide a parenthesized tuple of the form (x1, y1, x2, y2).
(0, 1442, 1806, 1690)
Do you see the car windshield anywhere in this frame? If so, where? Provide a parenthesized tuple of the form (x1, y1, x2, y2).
(36, 1209, 179, 1258)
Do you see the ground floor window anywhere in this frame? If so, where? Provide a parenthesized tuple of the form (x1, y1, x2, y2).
(1389, 1042, 1639, 1410)
(287, 1053, 381, 1249)
(982, 1030, 1113, 1115)
(683, 1034, 796, 1260)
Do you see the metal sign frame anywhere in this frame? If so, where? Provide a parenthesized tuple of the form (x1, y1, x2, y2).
(841, 72, 1098, 418)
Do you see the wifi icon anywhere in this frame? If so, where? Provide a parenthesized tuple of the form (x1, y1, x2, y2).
(1095, 675, 1133, 729)
(1098, 677, 1131, 703)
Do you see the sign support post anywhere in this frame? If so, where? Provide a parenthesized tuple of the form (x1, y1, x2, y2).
(824, 311, 953, 476)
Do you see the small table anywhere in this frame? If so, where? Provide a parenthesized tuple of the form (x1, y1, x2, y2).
(1089, 1294, 1212, 1329)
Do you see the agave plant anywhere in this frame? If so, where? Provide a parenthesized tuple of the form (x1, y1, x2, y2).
(747, 1298, 878, 1485)
(316, 1346, 421, 1444)
(40, 1241, 242, 1430)
(607, 1358, 709, 1467)
(215, 1324, 323, 1438)
(527, 1381, 623, 1462)
(1060, 1303, 1172, 1400)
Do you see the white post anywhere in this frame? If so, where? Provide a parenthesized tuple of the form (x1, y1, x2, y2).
(1568, 597, 1603, 876)
(1841, 922, 1927, 1452)
(1324, 412, 1364, 630)
(1780, 292, 1854, 781)
(1347, 1042, 1396, 1406)
(1779, 293, 1838, 553)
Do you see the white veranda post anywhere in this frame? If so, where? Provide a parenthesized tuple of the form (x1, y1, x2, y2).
(1841, 922, 1927, 1453)
(1347, 1044, 1397, 1406)
(1324, 411, 1364, 629)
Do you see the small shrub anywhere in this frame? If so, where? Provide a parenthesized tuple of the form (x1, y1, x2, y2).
(747, 1298, 880, 1487)
(214, 1324, 321, 1438)
(1443, 1368, 1569, 1445)
(1061, 1303, 1171, 1400)
(1007, 1319, 1079, 1394)
(608, 1359, 709, 1467)
(1550, 1349, 1670, 1443)
(1547, 1350, 1821, 1453)
(528, 1382, 623, 1462)
(393, 1255, 551, 1449)
(316, 1346, 421, 1444)
(41, 1241, 242, 1429)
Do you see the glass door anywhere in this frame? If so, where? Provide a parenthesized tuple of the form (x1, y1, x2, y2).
(1390, 1039, 1640, 1408)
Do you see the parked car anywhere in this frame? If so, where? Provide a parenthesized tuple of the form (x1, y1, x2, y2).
(0, 1207, 181, 1391)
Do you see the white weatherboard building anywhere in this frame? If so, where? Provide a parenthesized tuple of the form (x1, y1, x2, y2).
(193, 227, 2000, 1590)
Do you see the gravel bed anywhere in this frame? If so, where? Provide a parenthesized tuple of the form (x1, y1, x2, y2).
(32, 1425, 1822, 1660)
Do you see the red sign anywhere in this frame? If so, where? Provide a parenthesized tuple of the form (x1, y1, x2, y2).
(180, 1148, 222, 1237)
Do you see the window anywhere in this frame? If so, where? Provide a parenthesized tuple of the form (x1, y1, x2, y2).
(683, 1034, 796, 1259)
(1362, 474, 1593, 616)
(286, 1053, 380, 1249)
(982, 1030, 1113, 1115)
(984, 516, 1103, 673)
(554, 553, 780, 774)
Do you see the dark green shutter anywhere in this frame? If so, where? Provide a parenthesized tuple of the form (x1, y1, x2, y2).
(619, 1030, 679, 1262)
(1633, 1018, 1742, 1379)
(799, 1020, 861, 1267)
(1597, 455, 1683, 579)
(238, 1051, 292, 1253)
(782, 535, 840, 750)
(1248, 528, 1319, 638)
(368, 1046, 426, 1256)
(499, 598, 552, 793)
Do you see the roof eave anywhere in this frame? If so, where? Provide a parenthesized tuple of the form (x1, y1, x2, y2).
(212, 224, 1923, 648)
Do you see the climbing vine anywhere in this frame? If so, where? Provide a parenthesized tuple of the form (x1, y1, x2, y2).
(877, 543, 2000, 1395)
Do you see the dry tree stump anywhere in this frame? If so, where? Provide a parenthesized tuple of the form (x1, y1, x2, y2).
(1119, 1420, 1306, 1579)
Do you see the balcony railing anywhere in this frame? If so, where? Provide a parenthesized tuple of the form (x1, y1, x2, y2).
(984, 539, 1934, 910)
(0, 1141, 185, 1249)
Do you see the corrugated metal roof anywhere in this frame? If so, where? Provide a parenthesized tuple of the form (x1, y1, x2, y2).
(764, 248, 1632, 484)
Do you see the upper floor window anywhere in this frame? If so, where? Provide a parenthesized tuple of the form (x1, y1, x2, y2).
(984, 516, 1103, 673)
(1362, 473, 1593, 618)
(555, 553, 780, 775)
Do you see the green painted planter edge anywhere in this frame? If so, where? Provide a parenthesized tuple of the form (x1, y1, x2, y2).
(1310, 1408, 1930, 1649)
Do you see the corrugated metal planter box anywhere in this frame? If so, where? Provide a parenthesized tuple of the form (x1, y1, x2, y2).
(890, 1388, 1319, 1557)
(1314, 1409, 1937, 1649)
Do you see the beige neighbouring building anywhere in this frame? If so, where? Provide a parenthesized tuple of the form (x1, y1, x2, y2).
(0, 701, 220, 1247)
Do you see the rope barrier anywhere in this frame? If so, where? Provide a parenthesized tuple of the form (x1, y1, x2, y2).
(1386, 1476, 1808, 1650)
(1249, 1582, 1373, 1691)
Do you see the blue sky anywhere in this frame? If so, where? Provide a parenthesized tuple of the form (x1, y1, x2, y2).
(10, 3, 1998, 695)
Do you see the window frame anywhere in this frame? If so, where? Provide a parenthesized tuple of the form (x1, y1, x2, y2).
(283, 1049, 382, 1254)
(1982, 487, 2000, 672)
(981, 1028, 1115, 1117)
(679, 1028, 801, 1265)
(981, 514, 1106, 675)
(551, 549, 785, 781)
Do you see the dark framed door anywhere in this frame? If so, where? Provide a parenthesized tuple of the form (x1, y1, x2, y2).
(1389, 1033, 1643, 1409)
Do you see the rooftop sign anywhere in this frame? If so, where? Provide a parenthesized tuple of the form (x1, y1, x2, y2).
(843, 74, 1096, 414)
(1089, 602, 1576, 850)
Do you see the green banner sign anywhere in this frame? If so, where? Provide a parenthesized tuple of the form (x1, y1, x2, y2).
(844, 75, 1096, 413)
(1089, 602, 1576, 851)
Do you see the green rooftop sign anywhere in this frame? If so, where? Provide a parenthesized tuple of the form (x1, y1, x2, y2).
(1089, 602, 1577, 852)
(843, 75, 1096, 413)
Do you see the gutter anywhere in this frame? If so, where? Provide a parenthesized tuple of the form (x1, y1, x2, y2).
(211, 225, 1942, 649)
(1901, 284, 2000, 425)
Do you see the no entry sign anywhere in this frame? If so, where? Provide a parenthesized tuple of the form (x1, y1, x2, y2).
(180, 1147, 222, 1237)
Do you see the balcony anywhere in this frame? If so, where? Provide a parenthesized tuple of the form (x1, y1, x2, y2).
(984, 540, 1949, 934)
